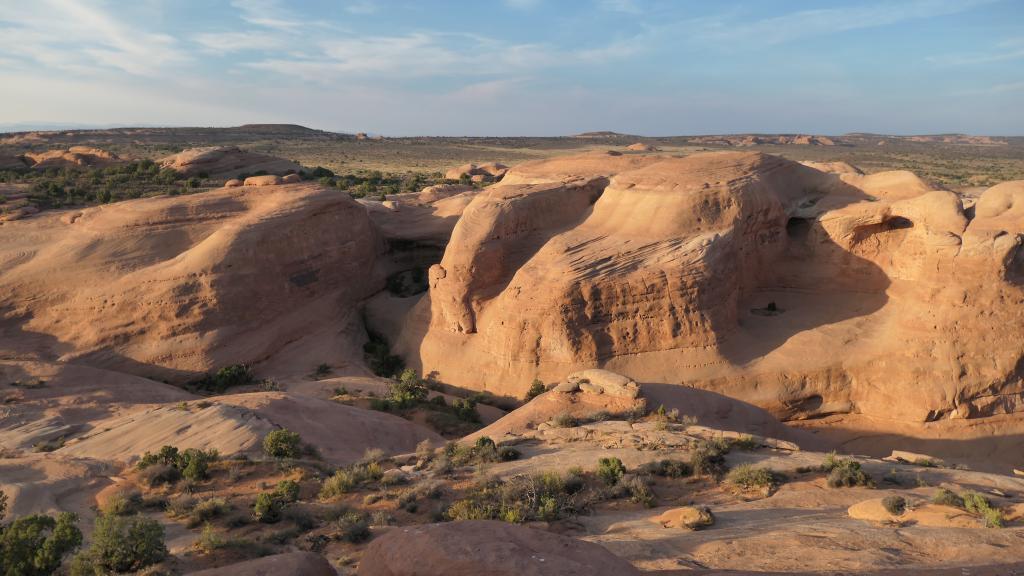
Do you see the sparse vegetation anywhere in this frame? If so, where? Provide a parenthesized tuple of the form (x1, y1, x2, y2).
(525, 378, 546, 401)
(446, 471, 593, 523)
(932, 488, 964, 508)
(690, 438, 730, 478)
(821, 452, 872, 488)
(882, 495, 907, 516)
(71, 512, 167, 575)
(136, 445, 218, 483)
(963, 491, 1003, 528)
(638, 459, 692, 478)
(597, 457, 627, 486)
(336, 511, 371, 543)
(0, 511, 82, 576)
(188, 364, 254, 394)
(363, 328, 404, 378)
(263, 429, 303, 459)
(727, 464, 777, 491)
(319, 461, 384, 500)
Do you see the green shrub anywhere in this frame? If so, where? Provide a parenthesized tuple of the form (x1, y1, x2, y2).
(727, 464, 776, 490)
(932, 488, 964, 508)
(179, 448, 217, 481)
(197, 522, 224, 553)
(639, 459, 692, 478)
(597, 457, 626, 486)
(72, 513, 166, 575)
(188, 497, 229, 528)
(822, 453, 871, 488)
(446, 472, 592, 524)
(263, 429, 302, 459)
(0, 489, 6, 520)
(252, 493, 282, 524)
(319, 462, 383, 500)
(0, 512, 82, 576)
(139, 463, 180, 487)
(274, 480, 301, 503)
(388, 369, 428, 408)
(624, 476, 655, 507)
(690, 439, 729, 478)
(101, 489, 143, 516)
(336, 511, 371, 543)
(882, 495, 906, 516)
(525, 379, 546, 401)
(451, 398, 480, 422)
(190, 364, 254, 393)
(553, 413, 579, 428)
(963, 491, 1003, 528)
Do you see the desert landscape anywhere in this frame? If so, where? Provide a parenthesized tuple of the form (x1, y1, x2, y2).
(3, 1, 1024, 575)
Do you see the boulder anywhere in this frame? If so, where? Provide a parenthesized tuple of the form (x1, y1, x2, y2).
(358, 520, 641, 575)
(223, 179, 243, 188)
(651, 506, 715, 530)
(244, 175, 283, 186)
(566, 369, 640, 399)
(187, 551, 335, 576)
(281, 173, 302, 183)
(625, 142, 658, 152)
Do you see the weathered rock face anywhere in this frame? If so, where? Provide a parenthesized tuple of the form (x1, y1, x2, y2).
(159, 146, 300, 178)
(358, 520, 641, 576)
(399, 151, 1024, 425)
(187, 551, 336, 576)
(444, 162, 508, 182)
(23, 146, 121, 170)
(0, 183, 379, 380)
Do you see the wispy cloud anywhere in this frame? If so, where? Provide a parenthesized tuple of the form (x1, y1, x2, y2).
(690, 0, 998, 47)
(0, 0, 188, 76)
(230, 0, 303, 31)
(245, 31, 641, 81)
(193, 31, 285, 54)
(928, 37, 1024, 65)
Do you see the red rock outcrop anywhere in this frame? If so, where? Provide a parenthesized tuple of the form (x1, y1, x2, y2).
(358, 520, 641, 576)
(397, 151, 1024, 425)
(0, 183, 378, 381)
(159, 146, 300, 178)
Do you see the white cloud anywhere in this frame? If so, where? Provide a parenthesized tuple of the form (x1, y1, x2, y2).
(0, 0, 188, 76)
(230, 0, 304, 31)
(689, 0, 999, 47)
(927, 37, 1024, 66)
(193, 31, 285, 54)
(244, 31, 644, 81)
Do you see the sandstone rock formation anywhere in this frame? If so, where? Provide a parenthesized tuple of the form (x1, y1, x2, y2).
(625, 142, 658, 151)
(22, 146, 121, 169)
(358, 520, 641, 575)
(652, 506, 715, 529)
(444, 162, 508, 182)
(159, 146, 300, 178)
(243, 174, 282, 186)
(0, 183, 378, 381)
(692, 134, 836, 146)
(397, 150, 1024, 429)
(187, 552, 336, 576)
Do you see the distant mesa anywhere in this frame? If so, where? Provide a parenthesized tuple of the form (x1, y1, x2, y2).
(158, 145, 301, 178)
(574, 130, 631, 138)
(690, 134, 836, 146)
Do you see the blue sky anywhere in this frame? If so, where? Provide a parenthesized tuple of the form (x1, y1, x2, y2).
(0, 0, 1021, 135)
